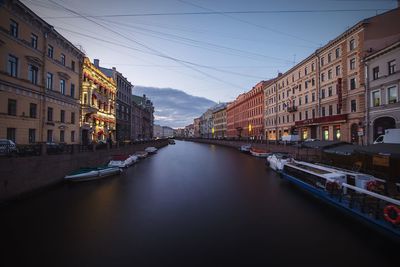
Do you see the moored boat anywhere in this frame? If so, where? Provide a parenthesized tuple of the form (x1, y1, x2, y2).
(134, 151, 148, 159)
(279, 160, 400, 238)
(64, 166, 122, 182)
(249, 147, 269, 158)
(108, 154, 138, 168)
(239, 144, 251, 153)
(169, 139, 176, 145)
(266, 153, 292, 171)
(145, 146, 158, 154)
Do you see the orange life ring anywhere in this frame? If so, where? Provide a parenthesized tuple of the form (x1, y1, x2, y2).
(383, 205, 400, 225)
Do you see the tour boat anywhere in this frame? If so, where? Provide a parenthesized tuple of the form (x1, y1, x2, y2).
(64, 166, 122, 182)
(279, 160, 400, 238)
(249, 147, 269, 158)
(108, 154, 138, 168)
(266, 153, 292, 171)
(134, 151, 148, 159)
(145, 146, 158, 154)
(239, 144, 251, 153)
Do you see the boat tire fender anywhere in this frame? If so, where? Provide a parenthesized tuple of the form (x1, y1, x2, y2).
(383, 205, 400, 225)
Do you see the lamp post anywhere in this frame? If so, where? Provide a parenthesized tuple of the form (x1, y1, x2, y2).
(248, 123, 252, 142)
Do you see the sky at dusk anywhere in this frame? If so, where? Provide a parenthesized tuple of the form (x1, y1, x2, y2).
(22, 0, 398, 126)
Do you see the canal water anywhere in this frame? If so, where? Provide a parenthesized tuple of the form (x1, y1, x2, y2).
(1, 141, 398, 266)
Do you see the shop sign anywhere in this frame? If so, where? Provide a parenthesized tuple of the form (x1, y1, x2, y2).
(295, 114, 347, 126)
(357, 128, 364, 136)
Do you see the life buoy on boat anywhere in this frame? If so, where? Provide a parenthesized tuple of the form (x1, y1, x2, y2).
(366, 180, 378, 191)
(383, 205, 400, 225)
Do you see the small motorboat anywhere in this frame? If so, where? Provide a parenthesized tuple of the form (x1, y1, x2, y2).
(134, 151, 148, 159)
(249, 147, 270, 158)
(145, 146, 158, 154)
(108, 154, 138, 168)
(168, 139, 176, 145)
(239, 144, 251, 153)
(266, 153, 292, 171)
(64, 166, 122, 182)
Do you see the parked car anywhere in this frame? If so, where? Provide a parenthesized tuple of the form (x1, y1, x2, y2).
(373, 128, 400, 144)
(0, 139, 18, 156)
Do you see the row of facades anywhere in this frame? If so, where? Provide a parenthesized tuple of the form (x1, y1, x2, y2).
(0, 0, 154, 145)
(190, 8, 400, 145)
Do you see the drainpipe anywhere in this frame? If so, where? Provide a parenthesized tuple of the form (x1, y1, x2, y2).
(315, 52, 321, 140)
(364, 61, 370, 145)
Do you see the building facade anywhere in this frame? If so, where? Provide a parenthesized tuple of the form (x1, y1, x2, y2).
(0, 0, 84, 144)
(212, 103, 228, 139)
(81, 57, 116, 144)
(365, 41, 400, 144)
(153, 124, 163, 139)
(193, 117, 201, 138)
(131, 94, 154, 140)
(227, 81, 268, 139)
(97, 60, 133, 142)
(264, 8, 400, 144)
(162, 126, 174, 138)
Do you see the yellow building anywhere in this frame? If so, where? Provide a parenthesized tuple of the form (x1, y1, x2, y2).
(81, 57, 116, 144)
(0, 0, 84, 144)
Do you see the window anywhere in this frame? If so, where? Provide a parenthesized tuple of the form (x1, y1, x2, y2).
(61, 54, 65, 65)
(328, 87, 333, 97)
(30, 103, 37, 118)
(337, 104, 341, 115)
(323, 127, 329, 141)
(388, 60, 396, 75)
(373, 67, 379, 80)
(388, 86, 398, 104)
(10, 19, 18, 37)
(299, 112, 302, 120)
(28, 64, 38, 84)
(299, 97, 302, 105)
(305, 67, 308, 75)
(321, 73, 325, 82)
(329, 105, 333, 116)
(312, 92, 315, 102)
(328, 69, 332, 80)
(312, 109, 315, 118)
(336, 65, 341, 76)
(46, 72, 53, 89)
(47, 45, 53, 58)
(47, 107, 53, 121)
(7, 128, 16, 143)
(305, 95, 308, 104)
(320, 57, 324, 66)
(70, 84, 75, 98)
(305, 81, 308, 89)
(8, 99, 17, 116)
(351, 100, 357, 112)
(83, 93, 88, 104)
(8, 55, 18, 77)
(60, 110, 65, 123)
(328, 53, 332, 63)
(305, 110, 308, 120)
(349, 39, 355, 50)
(312, 78, 315, 86)
(71, 112, 75, 124)
(322, 106, 326, 117)
(334, 126, 341, 141)
(29, 129, 36, 143)
(312, 63, 315, 72)
(71, 60, 76, 71)
(350, 77, 356, 90)
(335, 48, 340, 58)
(47, 130, 53, 142)
(321, 89, 325, 99)
(350, 58, 356, 70)
(372, 90, 381, 107)
(71, 131, 75, 142)
(60, 79, 66, 94)
(31, 33, 38, 49)
(60, 130, 65, 143)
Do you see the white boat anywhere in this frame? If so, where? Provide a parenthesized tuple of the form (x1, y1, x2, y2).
(239, 144, 251, 153)
(249, 148, 270, 158)
(108, 154, 137, 168)
(134, 151, 148, 159)
(266, 153, 292, 171)
(64, 166, 122, 182)
(145, 146, 158, 154)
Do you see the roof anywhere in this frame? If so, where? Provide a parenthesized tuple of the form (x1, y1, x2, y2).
(355, 144, 400, 159)
(324, 144, 360, 156)
(302, 140, 346, 149)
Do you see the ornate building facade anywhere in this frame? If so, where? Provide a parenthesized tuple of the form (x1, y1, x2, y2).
(81, 57, 116, 144)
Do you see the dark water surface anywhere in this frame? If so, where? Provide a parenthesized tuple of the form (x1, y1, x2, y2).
(1, 141, 397, 266)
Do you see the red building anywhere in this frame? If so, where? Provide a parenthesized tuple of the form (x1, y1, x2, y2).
(227, 80, 272, 139)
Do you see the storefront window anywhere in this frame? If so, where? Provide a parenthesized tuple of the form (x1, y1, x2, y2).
(323, 127, 329, 140)
(334, 125, 341, 140)
(302, 129, 308, 140)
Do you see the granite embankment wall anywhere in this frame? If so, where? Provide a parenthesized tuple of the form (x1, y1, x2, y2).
(0, 139, 168, 202)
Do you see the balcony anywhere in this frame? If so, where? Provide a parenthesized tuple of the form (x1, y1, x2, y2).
(287, 106, 297, 112)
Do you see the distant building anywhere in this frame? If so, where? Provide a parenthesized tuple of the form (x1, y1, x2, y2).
(0, 0, 84, 144)
(131, 94, 154, 140)
(365, 41, 400, 144)
(193, 117, 201, 138)
(185, 124, 194, 138)
(153, 124, 163, 139)
(162, 126, 174, 138)
(97, 60, 133, 142)
(81, 58, 117, 143)
(212, 103, 228, 138)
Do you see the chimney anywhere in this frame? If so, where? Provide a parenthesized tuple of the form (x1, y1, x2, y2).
(278, 72, 283, 77)
(93, 59, 99, 67)
(112, 67, 116, 71)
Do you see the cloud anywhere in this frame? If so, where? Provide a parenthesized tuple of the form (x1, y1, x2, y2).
(133, 86, 217, 128)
